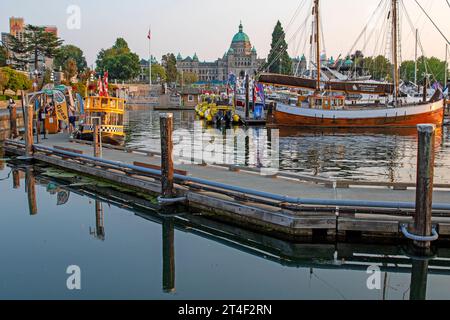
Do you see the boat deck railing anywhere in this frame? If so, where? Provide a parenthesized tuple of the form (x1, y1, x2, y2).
(85, 96, 125, 114)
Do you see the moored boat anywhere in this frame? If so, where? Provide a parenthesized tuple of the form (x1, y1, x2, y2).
(76, 96, 126, 146)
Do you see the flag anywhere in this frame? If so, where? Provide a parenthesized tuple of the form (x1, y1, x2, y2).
(147, 28, 151, 40)
(255, 83, 266, 106)
(103, 71, 109, 96)
(97, 76, 104, 96)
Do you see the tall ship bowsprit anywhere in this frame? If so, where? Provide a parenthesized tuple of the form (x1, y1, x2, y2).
(259, 0, 446, 128)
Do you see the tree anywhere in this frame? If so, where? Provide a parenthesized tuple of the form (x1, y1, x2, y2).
(151, 63, 166, 83)
(95, 38, 140, 81)
(162, 53, 178, 83)
(0, 69, 10, 93)
(63, 58, 78, 82)
(7, 25, 63, 71)
(0, 67, 32, 92)
(362, 55, 392, 81)
(267, 21, 292, 75)
(0, 45, 7, 67)
(54, 45, 87, 72)
(181, 71, 199, 85)
(400, 56, 447, 85)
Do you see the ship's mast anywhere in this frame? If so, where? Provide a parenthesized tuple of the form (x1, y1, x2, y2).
(391, 0, 399, 104)
(314, 0, 321, 92)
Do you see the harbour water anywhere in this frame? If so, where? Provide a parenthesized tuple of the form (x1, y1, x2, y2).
(125, 109, 450, 184)
(1, 159, 450, 300)
(1, 108, 450, 299)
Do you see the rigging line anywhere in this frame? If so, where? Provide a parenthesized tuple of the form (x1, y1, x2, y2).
(343, 0, 387, 62)
(338, 0, 388, 72)
(263, 8, 312, 73)
(447, 0, 450, 8)
(401, 0, 437, 82)
(414, 0, 449, 45)
(267, 0, 308, 64)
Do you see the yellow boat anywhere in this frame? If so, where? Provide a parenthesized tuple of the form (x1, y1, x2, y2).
(195, 94, 240, 125)
(76, 96, 126, 146)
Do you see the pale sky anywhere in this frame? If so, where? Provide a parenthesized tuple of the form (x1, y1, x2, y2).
(1, 0, 449, 66)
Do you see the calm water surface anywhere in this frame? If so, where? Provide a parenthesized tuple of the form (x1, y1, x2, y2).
(124, 109, 450, 183)
(0, 152, 450, 299)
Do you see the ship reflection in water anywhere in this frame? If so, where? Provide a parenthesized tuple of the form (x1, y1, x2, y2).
(0, 161, 450, 300)
(124, 110, 450, 184)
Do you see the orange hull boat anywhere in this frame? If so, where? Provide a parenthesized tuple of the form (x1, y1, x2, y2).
(272, 100, 445, 128)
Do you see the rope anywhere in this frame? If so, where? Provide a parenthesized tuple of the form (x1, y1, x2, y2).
(0, 169, 12, 181)
(414, 0, 450, 45)
(400, 224, 439, 242)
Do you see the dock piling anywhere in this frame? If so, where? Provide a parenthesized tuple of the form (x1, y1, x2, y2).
(9, 103, 18, 139)
(414, 124, 436, 249)
(160, 113, 174, 198)
(245, 74, 250, 120)
(93, 125, 102, 158)
(24, 104, 34, 158)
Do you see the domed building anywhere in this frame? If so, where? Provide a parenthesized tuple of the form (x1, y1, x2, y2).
(176, 22, 265, 83)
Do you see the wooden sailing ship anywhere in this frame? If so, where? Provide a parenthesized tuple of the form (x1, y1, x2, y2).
(259, 0, 445, 128)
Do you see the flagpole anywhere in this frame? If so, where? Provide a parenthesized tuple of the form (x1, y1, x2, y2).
(148, 26, 152, 92)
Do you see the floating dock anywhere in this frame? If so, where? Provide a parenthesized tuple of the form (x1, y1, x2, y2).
(4, 130, 450, 243)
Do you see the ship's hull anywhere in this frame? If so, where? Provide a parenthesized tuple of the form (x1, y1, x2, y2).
(78, 132, 125, 146)
(272, 100, 444, 128)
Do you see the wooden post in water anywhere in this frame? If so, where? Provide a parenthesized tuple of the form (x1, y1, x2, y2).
(410, 258, 429, 300)
(25, 167, 37, 215)
(414, 124, 436, 250)
(93, 125, 102, 158)
(162, 219, 175, 293)
(12, 169, 20, 189)
(422, 77, 428, 103)
(245, 74, 250, 120)
(24, 104, 34, 158)
(160, 113, 174, 198)
(9, 103, 18, 139)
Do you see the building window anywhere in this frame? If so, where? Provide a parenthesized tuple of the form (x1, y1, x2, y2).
(188, 95, 194, 102)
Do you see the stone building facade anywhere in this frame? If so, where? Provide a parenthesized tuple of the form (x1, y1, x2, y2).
(176, 23, 265, 83)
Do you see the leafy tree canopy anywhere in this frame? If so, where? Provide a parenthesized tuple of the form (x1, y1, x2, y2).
(54, 45, 87, 72)
(0, 67, 32, 92)
(162, 53, 178, 83)
(7, 25, 63, 70)
(95, 38, 140, 81)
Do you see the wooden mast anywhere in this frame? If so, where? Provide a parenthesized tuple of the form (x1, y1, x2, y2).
(392, 0, 399, 104)
(314, 0, 321, 92)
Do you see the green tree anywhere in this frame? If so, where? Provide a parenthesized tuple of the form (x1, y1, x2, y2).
(151, 63, 166, 83)
(54, 45, 87, 72)
(267, 21, 292, 75)
(400, 56, 447, 85)
(63, 58, 78, 82)
(95, 38, 140, 81)
(181, 71, 198, 85)
(7, 25, 63, 71)
(0, 67, 32, 92)
(162, 53, 178, 83)
(363, 55, 392, 81)
(0, 68, 10, 93)
(0, 45, 7, 67)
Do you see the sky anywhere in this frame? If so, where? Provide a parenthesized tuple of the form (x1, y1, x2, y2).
(1, 0, 449, 66)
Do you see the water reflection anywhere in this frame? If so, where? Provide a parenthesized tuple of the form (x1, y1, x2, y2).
(125, 109, 450, 183)
(1, 163, 450, 299)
